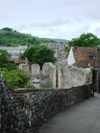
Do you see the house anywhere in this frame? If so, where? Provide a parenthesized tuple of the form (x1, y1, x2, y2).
(8, 57, 26, 65)
(0, 46, 27, 59)
(41, 42, 67, 57)
(67, 46, 99, 68)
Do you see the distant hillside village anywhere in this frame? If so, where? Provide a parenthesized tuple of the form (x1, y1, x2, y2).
(0, 42, 66, 59)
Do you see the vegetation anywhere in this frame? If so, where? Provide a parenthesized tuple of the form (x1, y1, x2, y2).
(0, 49, 34, 89)
(91, 67, 98, 73)
(2, 68, 32, 89)
(65, 33, 100, 55)
(68, 33, 100, 47)
(0, 49, 17, 70)
(21, 45, 55, 68)
(0, 27, 68, 47)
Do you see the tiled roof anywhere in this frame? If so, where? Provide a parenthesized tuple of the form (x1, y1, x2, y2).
(72, 47, 99, 68)
(9, 57, 26, 64)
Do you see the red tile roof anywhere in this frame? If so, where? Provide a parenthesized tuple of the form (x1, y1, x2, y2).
(72, 47, 99, 68)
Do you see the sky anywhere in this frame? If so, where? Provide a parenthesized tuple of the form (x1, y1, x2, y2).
(0, 0, 100, 40)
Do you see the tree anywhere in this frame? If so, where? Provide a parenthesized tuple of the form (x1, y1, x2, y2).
(68, 33, 100, 47)
(0, 49, 10, 63)
(2, 69, 30, 89)
(2, 27, 13, 31)
(22, 45, 55, 68)
(0, 49, 17, 70)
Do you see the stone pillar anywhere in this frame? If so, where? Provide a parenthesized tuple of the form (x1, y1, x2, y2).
(41, 62, 56, 88)
(19, 64, 29, 71)
(31, 64, 40, 76)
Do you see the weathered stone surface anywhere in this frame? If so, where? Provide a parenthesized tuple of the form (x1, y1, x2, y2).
(62, 65, 92, 88)
(40, 62, 56, 88)
(55, 48, 92, 88)
(31, 63, 40, 76)
(19, 64, 29, 71)
(0, 83, 91, 133)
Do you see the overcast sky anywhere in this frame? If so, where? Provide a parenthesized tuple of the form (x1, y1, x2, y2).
(0, 0, 100, 40)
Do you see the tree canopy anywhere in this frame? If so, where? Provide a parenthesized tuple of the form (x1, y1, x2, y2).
(68, 33, 100, 47)
(21, 45, 55, 68)
(0, 49, 17, 70)
(2, 68, 31, 89)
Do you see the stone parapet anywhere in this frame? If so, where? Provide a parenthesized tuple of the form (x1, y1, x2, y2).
(0, 77, 92, 133)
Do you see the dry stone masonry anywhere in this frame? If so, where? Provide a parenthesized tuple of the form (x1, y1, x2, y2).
(0, 71, 92, 133)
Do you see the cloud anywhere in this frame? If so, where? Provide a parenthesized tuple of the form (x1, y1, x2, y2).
(1, 0, 100, 40)
(15, 18, 71, 30)
(15, 17, 84, 31)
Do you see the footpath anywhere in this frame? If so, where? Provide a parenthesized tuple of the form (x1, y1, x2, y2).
(38, 93, 100, 133)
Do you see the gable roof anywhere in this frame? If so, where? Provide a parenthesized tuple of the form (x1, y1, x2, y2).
(72, 47, 99, 68)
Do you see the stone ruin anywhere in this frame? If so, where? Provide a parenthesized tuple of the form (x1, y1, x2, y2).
(31, 63, 40, 76)
(19, 64, 29, 71)
(40, 62, 56, 88)
(55, 48, 92, 88)
(19, 57, 29, 72)
(18, 48, 92, 89)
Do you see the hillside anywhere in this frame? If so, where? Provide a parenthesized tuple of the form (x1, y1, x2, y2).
(52, 39, 69, 43)
(0, 27, 68, 47)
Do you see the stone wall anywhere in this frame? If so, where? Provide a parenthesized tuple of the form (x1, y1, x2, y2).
(40, 62, 56, 88)
(0, 78, 92, 133)
(31, 63, 40, 76)
(62, 65, 92, 88)
(19, 64, 29, 71)
(56, 48, 92, 88)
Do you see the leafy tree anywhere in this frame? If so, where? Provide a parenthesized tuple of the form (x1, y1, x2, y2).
(0, 49, 10, 63)
(22, 45, 55, 68)
(2, 27, 13, 31)
(68, 33, 100, 47)
(0, 49, 17, 70)
(2, 69, 31, 89)
(0, 49, 10, 56)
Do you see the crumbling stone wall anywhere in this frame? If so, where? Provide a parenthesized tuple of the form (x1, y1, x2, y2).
(40, 62, 56, 88)
(0, 77, 91, 133)
(61, 65, 92, 88)
(56, 48, 92, 88)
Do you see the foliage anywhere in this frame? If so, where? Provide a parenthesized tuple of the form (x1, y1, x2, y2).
(0, 27, 68, 47)
(64, 46, 71, 57)
(0, 62, 17, 70)
(2, 69, 30, 89)
(0, 49, 10, 56)
(21, 45, 55, 68)
(0, 49, 17, 70)
(68, 33, 100, 47)
(0, 27, 59, 47)
(91, 67, 97, 73)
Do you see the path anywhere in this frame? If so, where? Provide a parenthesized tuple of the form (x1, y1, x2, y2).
(38, 93, 100, 133)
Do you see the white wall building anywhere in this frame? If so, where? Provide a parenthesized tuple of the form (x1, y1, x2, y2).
(0, 46, 27, 59)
